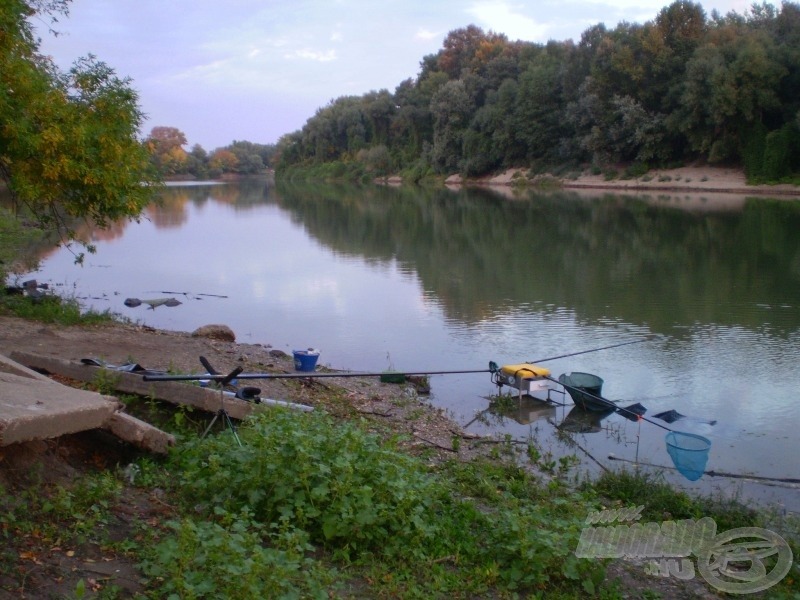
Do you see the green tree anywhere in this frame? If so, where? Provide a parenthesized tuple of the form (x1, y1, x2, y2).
(430, 80, 474, 172)
(0, 0, 158, 252)
(187, 143, 209, 178)
(225, 140, 274, 174)
(513, 46, 571, 164)
(677, 27, 785, 163)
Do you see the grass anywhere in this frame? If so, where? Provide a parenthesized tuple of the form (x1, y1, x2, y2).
(588, 470, 760, 531)
(0, 291, 122, 325)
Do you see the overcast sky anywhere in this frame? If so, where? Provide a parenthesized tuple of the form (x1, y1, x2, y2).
(35, 0, 748, 151)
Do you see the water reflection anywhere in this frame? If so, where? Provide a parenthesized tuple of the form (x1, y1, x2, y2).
(274, 181, 800, 337)
(7, 180, 800, 509)
(485, 395, 558, 426)
(559, 406, 616, 434)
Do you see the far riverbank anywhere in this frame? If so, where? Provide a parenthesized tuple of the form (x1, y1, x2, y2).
(382, 165, 800, 198)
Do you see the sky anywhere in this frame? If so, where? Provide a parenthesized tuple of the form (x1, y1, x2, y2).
(34, 0, 749, 151)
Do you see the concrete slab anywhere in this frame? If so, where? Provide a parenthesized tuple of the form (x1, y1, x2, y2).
(0, 354, 174, 453)
(0, 353, 57, 383)
(11, 350, 261, 420)
(0, 370, 120, 446)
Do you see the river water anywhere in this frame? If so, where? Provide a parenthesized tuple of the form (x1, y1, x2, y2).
(12, 179, 800, 511)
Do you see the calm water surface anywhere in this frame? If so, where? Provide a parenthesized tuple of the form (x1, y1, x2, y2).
(15, 180, 800, 510)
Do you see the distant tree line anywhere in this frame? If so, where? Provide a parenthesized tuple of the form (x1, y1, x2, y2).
(144, 126, 277, 179)
(275, 1, 800, 182)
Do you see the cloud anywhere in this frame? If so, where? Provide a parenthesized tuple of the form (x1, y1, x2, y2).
(289, 48, 338, 62)
(466, 1, 549, 42)
(415, 28, 440, 41)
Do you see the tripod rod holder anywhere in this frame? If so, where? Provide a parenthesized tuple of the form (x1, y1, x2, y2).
(218, 366, 243, 387)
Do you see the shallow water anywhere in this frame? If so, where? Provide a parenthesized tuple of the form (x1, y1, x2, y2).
(13, 180, 800, 511)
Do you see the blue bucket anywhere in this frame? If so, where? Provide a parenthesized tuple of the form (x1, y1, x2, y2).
(293, 349, 320, 372)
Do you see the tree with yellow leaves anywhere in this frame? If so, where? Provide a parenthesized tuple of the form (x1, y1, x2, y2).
(0, 0, 159, 259)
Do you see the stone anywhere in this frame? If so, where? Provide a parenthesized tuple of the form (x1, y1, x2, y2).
(191, 324, 236, 342)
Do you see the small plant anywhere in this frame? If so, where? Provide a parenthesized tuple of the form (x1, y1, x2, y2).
(527, 442, 541, 463)
(91, 368, 122, 395)
(151, 409, 609, 595)
(488, 391, 518, 414)
(557, 454, 581, 476)
(624, 163, 649, 178)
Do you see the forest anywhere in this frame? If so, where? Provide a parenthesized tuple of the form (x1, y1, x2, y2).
(274, 1, 800, 183)
(143, 126, 277, 179)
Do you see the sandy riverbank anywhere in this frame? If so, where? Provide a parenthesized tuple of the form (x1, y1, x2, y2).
(460, 166, 800, 197)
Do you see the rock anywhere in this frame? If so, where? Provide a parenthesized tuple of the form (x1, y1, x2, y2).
(124, 298, 142, 307)
(142, 298, 181, 309)
(191, 324, 236, 342)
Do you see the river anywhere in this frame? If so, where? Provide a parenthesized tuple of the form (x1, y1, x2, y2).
(11, 179, 800, 511)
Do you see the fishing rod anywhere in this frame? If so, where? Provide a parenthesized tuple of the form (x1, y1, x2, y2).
(528, 335, 657, 364)
(540, 374, 674, 432)
(607, 454, 800, 486)
(142, 336, 656, 384)
(143, 367, 494, 383)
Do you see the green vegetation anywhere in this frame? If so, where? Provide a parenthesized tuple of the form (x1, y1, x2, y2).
(0, 289, 120, 325)
(589, 470, 800, 598)
(1, 1, 160, 255)
(275, 1, 800, 184)
(148, 409, 606, 597)
(3, 400, 798, 598)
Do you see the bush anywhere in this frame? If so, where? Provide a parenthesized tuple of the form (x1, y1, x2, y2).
(141, 517, 331, 599)
(172, 410, 448, 557)
(624, 163, 649, 178)
(160, 409, 606, 594)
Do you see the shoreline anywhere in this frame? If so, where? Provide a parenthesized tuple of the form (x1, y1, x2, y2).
(382, 165, 800, 198)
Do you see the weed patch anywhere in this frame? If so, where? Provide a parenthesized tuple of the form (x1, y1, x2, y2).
(146, 409, 607, 596)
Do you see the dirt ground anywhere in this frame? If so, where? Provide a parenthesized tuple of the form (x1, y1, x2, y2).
(0, 314, 472, 454)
